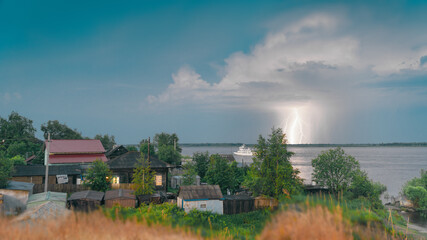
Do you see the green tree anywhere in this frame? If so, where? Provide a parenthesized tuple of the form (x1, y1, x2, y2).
(182, 161, 198, 186)
(41, 120, 83, 140)
(139, 139, 155, 157)
(193, 151, 209, 181)
(205, 154, 231, 194)
(154, 133, 181, 165)
(0, 153, 14, 188)
(83, 159, 112, 192)
(10, 155, 26, 166)
(0, 112, 41, 159)
(312, 147, 360, 195)
(127, 145, 138, 151)
(132, 152, 155, 195)
(348, 170, 386, 208)
(244, 128, 302, 198)
(94, 134, 116, 151)
(403, 170, 427, 211)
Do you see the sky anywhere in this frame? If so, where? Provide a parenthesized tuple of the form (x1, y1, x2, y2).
(1, 0, 427, 144)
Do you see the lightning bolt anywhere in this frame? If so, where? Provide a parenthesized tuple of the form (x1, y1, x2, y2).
(282, 108, 305, 144)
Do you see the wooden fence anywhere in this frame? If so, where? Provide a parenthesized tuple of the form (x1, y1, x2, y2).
(223, 197, 254, 215)
(254, 196, 279, 210)
(111, 183, 135, 190)
(33, 184, 89, 194)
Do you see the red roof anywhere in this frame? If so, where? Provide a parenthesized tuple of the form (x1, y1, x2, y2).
(46, 139, 105, 154)
(49, 154, 107, 164)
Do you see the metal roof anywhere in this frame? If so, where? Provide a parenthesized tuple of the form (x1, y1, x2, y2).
(67, 190, 104, 201)
(178, 185, 223, 200)
(107, 151, 172, 169)
(49, 154, 107, 164)
(6, 180, 34, 192)
(104, 189, 136, 200)
(47, 139, 105, 154)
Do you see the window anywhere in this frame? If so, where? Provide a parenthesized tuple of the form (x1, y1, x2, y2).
(112, 176, 120, 184)
(200, 204, 206, 208)
(155, 174, 162, 186)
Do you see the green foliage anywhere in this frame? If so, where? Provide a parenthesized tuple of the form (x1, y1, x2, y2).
(104, 203, 272, 239)
(0, 153, 14, 188)
(139, 139, 155, 157)
(157, 145, 180, 165)
(182, 161, 198, 186)
(403, 170, 427, 211)
(244, 128, 302, 198)
(94, 134, 116, 151)
(347, 170, 386, 209)
(0, 112, 42, 159)
(126, 145, 138, 151)
(205, 154, 244, 194)
(41, 120, 83, 140)
(10, 155, 26, 166)
(312, 147, 360, 194)
(192, 151, 209, 181)
(83, 159, 112, 192)
(132, 152, 155, 195)
(154, 133, 182, 153)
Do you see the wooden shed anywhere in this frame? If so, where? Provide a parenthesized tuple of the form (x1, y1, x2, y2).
(177, 185, 224, 214)
(223, 194, 254, 215)
(104, 189, 136, 208)
(67, 190, 104, 212)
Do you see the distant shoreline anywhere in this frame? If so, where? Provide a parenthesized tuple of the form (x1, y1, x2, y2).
(180, 142, 427, 147)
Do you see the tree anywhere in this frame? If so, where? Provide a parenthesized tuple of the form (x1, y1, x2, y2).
(205, 154, 233, 194)
(348, 170, 386, 208)
(83, 159, 112, 192)
(311, 147, 360, 194)
(244, 128, 302, 198)
(182, 162, 198, 186)
(41, 120, 83, 140)
(193, 151, 209, 181)
(403, 170, 427, 211)
(139, 139, 155, 157)
(0, 112, 41, 159)
(132, 152, 155, 195)
(94, 134, 116, 151)
(0, 153, 14, 188)
(154, 133, 181, 165)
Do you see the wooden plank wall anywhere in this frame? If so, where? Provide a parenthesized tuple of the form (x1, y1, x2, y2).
(33, 184, 90, 194)
(223, 199, 255, 215)
(254, 197, 279, 210)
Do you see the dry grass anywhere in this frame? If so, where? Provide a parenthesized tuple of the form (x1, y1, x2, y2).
(258, 205, 392, 240)
(0, 211, 202, 240)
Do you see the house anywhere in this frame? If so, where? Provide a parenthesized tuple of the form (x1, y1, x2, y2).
(46, 139, 107, 164)
(12, 165, 83, 184)
(104, 189, 137, 208)
(107, 151, 173, 192)
(105, 145, 129, 160)
(67, 190, 104, 212)
(177, 185, 224, 214)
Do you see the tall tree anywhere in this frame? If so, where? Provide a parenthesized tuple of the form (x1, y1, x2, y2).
(41, 120, 83, 140)
(205, 154, 233, 194)
(193, 151, 209, 181)
(139, 139, 155, 157)
(83, 159, 112, 192)
(153, 132, 182, 153)
(132, 152, 155, 195)
(94, 134, 116, 151)
(244, 128, 302, 198)
(182, 161, 198, 186)
(311, 147, 360, 194)
(0, 112, 41, 158)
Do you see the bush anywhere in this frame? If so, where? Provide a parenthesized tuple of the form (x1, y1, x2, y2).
(347, 170, 386, 209)
(403, 170, 427, 211)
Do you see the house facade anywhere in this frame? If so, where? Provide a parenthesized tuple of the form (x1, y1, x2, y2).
(177, 185, 224, 214)
(46, 139, 107, 164)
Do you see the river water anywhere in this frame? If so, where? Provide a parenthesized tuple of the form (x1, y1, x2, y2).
(182, 146, 427, 199)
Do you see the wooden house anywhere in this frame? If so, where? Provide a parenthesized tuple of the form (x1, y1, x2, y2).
(107, 151, 173, 192)
(104, 189, 136, 208)
(177, 185, 224, 214)
(67, 190, 104, 212)
(12, 165, 83, 185)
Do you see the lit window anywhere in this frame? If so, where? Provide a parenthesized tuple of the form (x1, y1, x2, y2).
(155, 175, 162, 186)
(112, 176, 120, 184)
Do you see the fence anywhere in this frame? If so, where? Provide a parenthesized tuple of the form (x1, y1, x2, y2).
(254, 196, 279, 209)
(111, 183, 135, 190)
(33, 184, 89, 194)
(223, 196, 254, 214)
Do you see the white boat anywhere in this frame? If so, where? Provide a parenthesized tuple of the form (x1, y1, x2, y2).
(233, 145, 253, 167)
(233, 144, 253, 156)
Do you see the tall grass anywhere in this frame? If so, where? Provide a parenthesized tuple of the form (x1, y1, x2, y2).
(0, 211, 202, 240)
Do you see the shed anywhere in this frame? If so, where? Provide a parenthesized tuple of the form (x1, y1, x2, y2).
(104, 189, 136, 208)
(177, 185, 224, 214)
(223, 194, 254, 215)
(0, 181, 34, 208)
(67, 190, 104, 211)
(27, 191, 67, 209)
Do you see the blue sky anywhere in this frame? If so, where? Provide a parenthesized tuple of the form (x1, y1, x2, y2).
(1, 0, 427, 144)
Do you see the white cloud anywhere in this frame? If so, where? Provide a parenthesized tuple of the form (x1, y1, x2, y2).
(147, 13, 427, 143)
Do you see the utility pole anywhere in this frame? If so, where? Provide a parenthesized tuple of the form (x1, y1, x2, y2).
(147, 137, 150, 164)
(44, 132, 51, 192)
